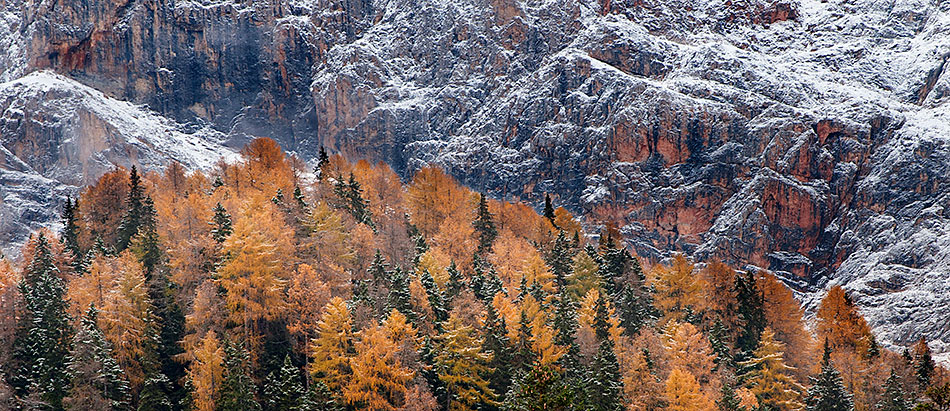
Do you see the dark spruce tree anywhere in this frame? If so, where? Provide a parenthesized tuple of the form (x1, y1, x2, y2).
(61, 197, 85, 272)
(131, 196, 163, 276)
(218, 339, 261, 411)
(716, 383, 743, 411)
(361, 250, 392, 318)
(332, 173, 374, 229)
(420, 269, 448, 326)
(513, 310, 537, 376)
(387, 267, 417, 324)
(314, 146, 330, 180)
(210, 202, 233, 244)
(11, 232, 73, 410)
(300, 381, 343, 411)
(64, 306, 131, 411)
(543, 194, 556, 225)
(548, 231, 574, 292)
(876, 371, 910, 411)
(598, 238, 655, 336)
(137, 371, 174, 411)
(734, 270, 766, 358)
(474, 193, 498, 255)
(585, 294, 623, 411)
(504, 363, 574, 411)
(482, 303, 513, 404)
(262, 355, 304, 411)
(117, 165, 146, 251)
(445, 261, 465, 304)
(803, 341, 854, 411)
(916, 337, 936, 389)
(709, 319, 733, 369)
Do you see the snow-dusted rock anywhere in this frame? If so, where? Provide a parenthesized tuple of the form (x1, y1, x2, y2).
(0, 0, 948, 358)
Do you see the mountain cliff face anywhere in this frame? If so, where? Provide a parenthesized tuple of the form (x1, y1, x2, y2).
(1, 0, 949, 359)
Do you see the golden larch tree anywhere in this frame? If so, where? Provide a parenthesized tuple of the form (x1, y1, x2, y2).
(344, 322, 414, 410)
(311, 297, 354, 391)
(816, 285, 874, 357)
(737, 328, 804, 410)
(189, 331, 225, 411)
(664, 368, 715, 411)
(650, 254, 705, 325)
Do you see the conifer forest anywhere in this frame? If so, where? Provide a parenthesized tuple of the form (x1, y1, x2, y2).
(0, 137, 947, 411)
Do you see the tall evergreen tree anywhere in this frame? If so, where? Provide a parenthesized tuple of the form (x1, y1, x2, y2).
(131, 196, 162, 276)
(915, 337, 936, 389)
(548, 231, 573, 291)
(117, 166, 146, 251)
(543, 194, 556, 225)
(210, 203, 233, 244)
(803, 341, 854, 411)
(218, 339, 261, 411)
(64, 306, 131, 411)
(421, 269, 448, 326)
(735, 270, 766, 357)
(585, 294, 623, 411)
(300, 381, 343, 411)
(598, 239, 655, 336)
(876, 371, 911, 411)
(333, 174, 374, 229)
(262, 355, 304, 411)
(11, 232, 73, 409)
(387, 268, 416, 324)
(315, 146, 330, 180)
(61, 197, 84, 272)
(513, 310, 537, 376)
(716, 383, 743, 411)
(483, 303, 513, 400)
(446, 261, 465, 304)
(709, 319, 733, 369)
(504, 363, 574, 411)
(474, 194, 498, 255)
(137, 371, 174, 411)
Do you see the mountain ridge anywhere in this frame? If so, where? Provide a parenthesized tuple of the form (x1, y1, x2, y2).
(1, 0, 949, 359)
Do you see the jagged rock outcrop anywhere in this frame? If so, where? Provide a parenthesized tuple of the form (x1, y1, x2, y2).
(1, 0, 950, 359)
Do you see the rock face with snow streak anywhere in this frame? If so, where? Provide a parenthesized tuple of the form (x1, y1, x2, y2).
(1, 0, 950, 356)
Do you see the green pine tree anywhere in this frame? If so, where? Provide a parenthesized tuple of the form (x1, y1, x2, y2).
(483, 303, 513, 401)
(421, 269, 448, 326)
(716, 383, 744, 411)
(387, 267, 416, 324)
(503, 363, 574, 411)
(513, 310, 537, 376)
(300, 381, 343, 411)
(446, 261, 465, 303)
(916, 338, 936, 389)
(803, 341, 854, 411)
(117, 165, 146, 251)
(61, 197, 85, 272)
(585, 294, 623, 411)
(548, 231, 573, 291)
(474, 193, 498, 255)
(11, 232, 73, 410)
(262, 355, 304, 411)
(543, 194, 556, 225)
(218, 339, 261, 411)
(333, 174, 374, 229)
(210, 202, 233, 244)
(314, 146, 330, 180)
(137, 371, 174, 411)
(876, 371, 910, 411)
(735, 270, 766, 358)
(131, 196, 163, 277)
(709, 319, 733, 369)
(64, 305, 131, 411)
